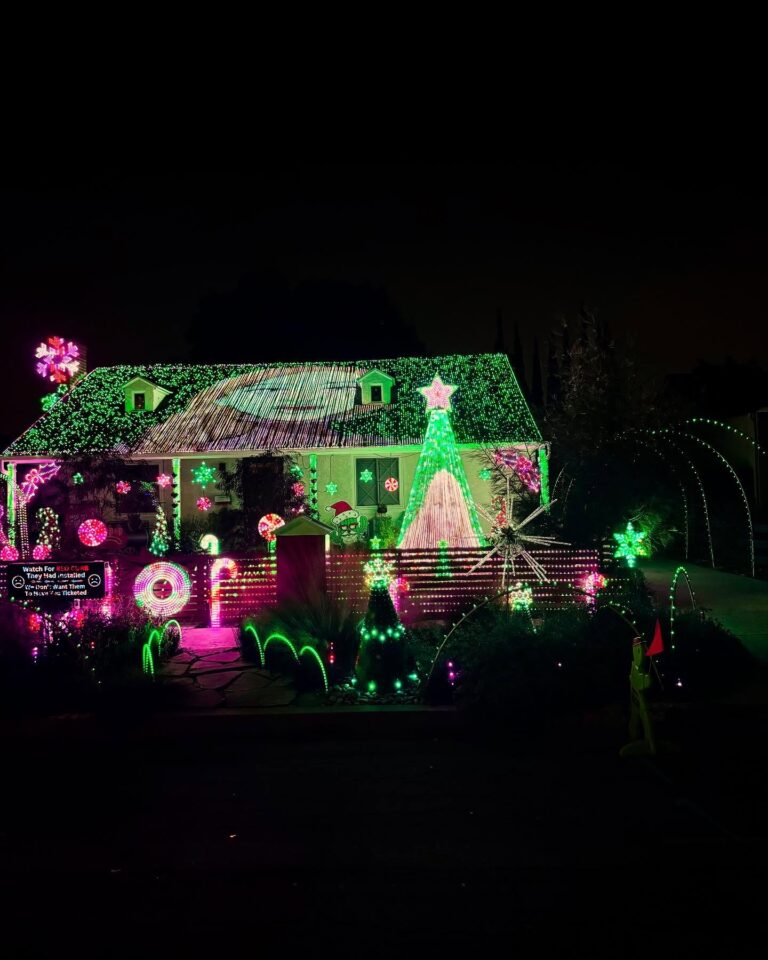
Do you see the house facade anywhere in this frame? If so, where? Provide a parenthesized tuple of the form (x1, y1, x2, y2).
(3, 353, 545, 552)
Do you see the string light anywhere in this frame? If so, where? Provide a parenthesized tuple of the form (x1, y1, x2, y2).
(210, 558, 238, 627)
(78, 519, 107, 547)
(668, 565, 696, 651)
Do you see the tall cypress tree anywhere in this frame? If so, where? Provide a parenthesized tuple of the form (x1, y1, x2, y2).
(357, 557, 408, 692)
(397, 376, 484, 549)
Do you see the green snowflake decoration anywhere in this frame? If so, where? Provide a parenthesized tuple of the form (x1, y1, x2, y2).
(359, 468, 374, 483)
(290, 464, 304, 479)
(369, 536, 382, 551)
(613, 521, 647, 568)
(325, 481, 339, 495)
(72, 472, 84, 485)
(478, 468, 492, 481)
(191, 461, 217, 489)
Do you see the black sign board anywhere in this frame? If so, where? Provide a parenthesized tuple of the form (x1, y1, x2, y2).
(6, 562, 106, 601)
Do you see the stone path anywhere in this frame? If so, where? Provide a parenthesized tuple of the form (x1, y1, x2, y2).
(640, 558, 768, 662)
(160, 626, 297, 708)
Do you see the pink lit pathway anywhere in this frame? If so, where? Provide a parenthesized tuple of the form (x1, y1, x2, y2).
(159, 626, 297, 708)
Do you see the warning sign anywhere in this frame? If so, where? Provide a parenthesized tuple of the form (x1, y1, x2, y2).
(5, 562, 106, 600)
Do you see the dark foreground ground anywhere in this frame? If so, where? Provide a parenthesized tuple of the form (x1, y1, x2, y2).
(1, 705, 766, 958)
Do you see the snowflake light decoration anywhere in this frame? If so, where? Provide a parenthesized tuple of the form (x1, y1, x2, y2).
(72, 472, 84, 485)
(363, 555, 395, 588)
(197, 496, 212, 511)
(115, 480, 132, 495)
(359, 468, 374, 483)
(156, 473, 172, 488)
(292, 482, 305, 496)
(469, 477, 568, 584)
(613, 521, 647, 568)
(325, 481, 339, 495)
(35, 336, 80, 384)
(478, 468, 492, 481)
(191, 462, 217, 489)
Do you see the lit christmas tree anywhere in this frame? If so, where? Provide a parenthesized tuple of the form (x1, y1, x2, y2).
(397, 376, 484, 549)
(150, 505, 171, 556)
(36, 507, 61, 555)
(357, 556, 408, 692)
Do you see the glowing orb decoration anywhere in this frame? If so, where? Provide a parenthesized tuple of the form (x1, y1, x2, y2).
(199, 533, 220, 555)
(32, 544, 51, 560)
(115, 480, 132, 495)
(156, 473, 172, 488)
(35, 336, 80, 384)
(1, 545, 20, 561)
(258, 513, 285, 542)
(133, 562, 192, 617)
(384, 476, 399, 493)
(78, 519, 108, 547)
(197, 496, 212, 511)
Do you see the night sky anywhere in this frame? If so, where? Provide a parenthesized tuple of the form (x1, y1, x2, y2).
(2, 161, 767, 441)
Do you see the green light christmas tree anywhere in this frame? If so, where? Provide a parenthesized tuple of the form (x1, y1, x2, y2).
(149, 505, 171, 556)
(36, 507, 61, 555)
(397, 376, 484, 549)
(356, 557, 408, 693)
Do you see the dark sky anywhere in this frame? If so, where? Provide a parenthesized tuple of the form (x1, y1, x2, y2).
(1, 161, 767, 440)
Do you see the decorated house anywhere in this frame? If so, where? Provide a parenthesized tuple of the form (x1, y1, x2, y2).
(2, 353, 547, 556)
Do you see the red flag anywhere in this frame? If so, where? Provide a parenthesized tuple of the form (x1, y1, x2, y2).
(646, 619, 664, 656)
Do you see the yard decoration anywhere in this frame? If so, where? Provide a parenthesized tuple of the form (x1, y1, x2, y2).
(36, 507, 61, 556)
(191, 462, 217, 489)
(134, 561, 192, 617)
(149, 505, 171, 556)
(35, 336, 80, 384)
(326, 501, 367, 545)
(612, 521, 647, 568)
(78, 519, 108, 547)
(258, 513, 285, 543)
(197, 496, 212, 512)
(357, 555, 408, 692)
(397, 376, 484, 549)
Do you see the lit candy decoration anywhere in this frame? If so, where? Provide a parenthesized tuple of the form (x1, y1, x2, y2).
(115, 480, 132, 495)
(133, 561, 192, 618)
(199, 533, 220, 555)
(1, 544, 20, 561)
(582, 571, 607, 605)
(363, 555, 395, 589)
(359, 468, 374, 484)
(78, 519, 108, 547)
(34, 336, 80, 384)
(613, 521, 647, 568)
(20, 462, 61, 503)
(191, 462, 217, 489)
(325, 481, 338, 495)
(210, 557, 238, 627)
(258, 513, 285, 543)
(72, 472, 84, 484)
(32, 544, 51, 560)
(384, 476, 399, 493)
(197, 496, 212, 511)
(292, 482, 305, 496)
(156, 473, 172, 488)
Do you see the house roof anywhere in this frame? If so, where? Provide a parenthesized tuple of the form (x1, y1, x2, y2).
(4, 353, 542, 457)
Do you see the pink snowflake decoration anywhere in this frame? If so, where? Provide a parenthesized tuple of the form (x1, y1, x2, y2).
(32, 544, 51, 560)
(115, 480, 132, 495)
(292, 482, 305, 497)
(493, 450, 541, 493)
(384, 476, 399, 492)
(197, 497, 212, 511)
(1, 544, 20, 561)
(35, 336, 80, 384)
(156, 473, 172, 488)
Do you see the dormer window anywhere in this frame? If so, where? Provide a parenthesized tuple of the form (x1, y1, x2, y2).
(358, 369, 395, 405)
(123, 376, 171, 413)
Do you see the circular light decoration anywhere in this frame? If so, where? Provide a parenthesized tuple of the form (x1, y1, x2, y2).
(258, 513, 285, 543)
(133, 561, 192, 618)
(156, 473, 172, 488)
(78, 519, 108, 547)
(197, 496, 212, 511)
(1, 544, 20, 561)
(115, 480, 132, 495)
(32, 544, 51, 560)
(384, 476, 399, 492)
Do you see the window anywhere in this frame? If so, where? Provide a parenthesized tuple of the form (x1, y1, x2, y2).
(370, 385, 382, 403)
(356, 457, 400, 506)
(133, 392, 146, 410)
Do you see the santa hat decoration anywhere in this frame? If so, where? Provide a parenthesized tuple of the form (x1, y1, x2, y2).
(326, 501, 357, 524)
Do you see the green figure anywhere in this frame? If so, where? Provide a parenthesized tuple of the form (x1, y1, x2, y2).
(620, 638, 656, 757)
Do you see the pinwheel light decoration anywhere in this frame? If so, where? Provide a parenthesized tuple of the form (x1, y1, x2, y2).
(35, 336, 80, 384)
(469, 474, 568, 585)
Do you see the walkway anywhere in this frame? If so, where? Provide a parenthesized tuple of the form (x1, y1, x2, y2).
(640, 558, 768, 662)
(160, 626, 297, 708)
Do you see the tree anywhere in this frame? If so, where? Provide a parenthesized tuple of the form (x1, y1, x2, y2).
(356, 558, 408, 692)
(149, 505, 170, 556)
